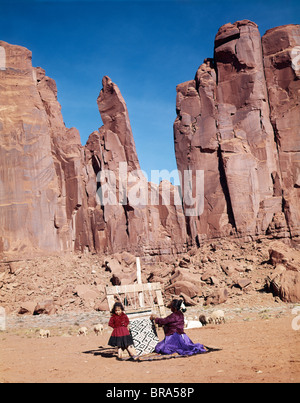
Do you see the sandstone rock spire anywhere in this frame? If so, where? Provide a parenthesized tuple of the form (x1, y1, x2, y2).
(262, 24, 300, 239)
(85, 76, 187, 257)
(0, 40, 94, 255)
(174, 20, 300, 245)
(97, 75, 141, 172)
(0, 41, 67, 254)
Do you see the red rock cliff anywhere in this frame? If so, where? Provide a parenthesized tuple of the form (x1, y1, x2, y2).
(84, 76, 187, 257)
(0, 41, 96, 256)
(174, 20, 300, 245)
(0, 20, 299, 258)
(0, 44, 187, 258)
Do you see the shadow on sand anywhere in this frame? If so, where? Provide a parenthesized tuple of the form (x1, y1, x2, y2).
(82, 345, 222, 361)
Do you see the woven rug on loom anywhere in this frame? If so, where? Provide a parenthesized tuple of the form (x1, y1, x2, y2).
(129, 317, 159, 355)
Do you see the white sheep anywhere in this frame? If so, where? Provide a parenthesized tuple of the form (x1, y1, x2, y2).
(77, 326, 88, 336)
(93, 323, 104, 336)
(39, 329, 50, 338)
(184, 318, 203, 329)
(207, 310, 225, 325)
(184, 315, 203, 329)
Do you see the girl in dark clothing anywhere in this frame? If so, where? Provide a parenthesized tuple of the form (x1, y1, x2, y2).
(108, 302, 137, 359)
(150, 299, 207, 356)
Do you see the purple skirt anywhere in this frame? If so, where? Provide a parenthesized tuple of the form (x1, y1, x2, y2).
(155, 332, 207, 356)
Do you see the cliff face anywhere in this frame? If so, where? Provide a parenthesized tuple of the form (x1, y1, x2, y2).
(174, 20, 300, 245)
(84, 76, 187, 257)
(262, 25, 300, 239)
(0, 43, 187, 258)
(0, 20, 299, 258)
(0, 41, 95, 255)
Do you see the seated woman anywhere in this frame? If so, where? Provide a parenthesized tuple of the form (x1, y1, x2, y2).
(150, 299, 207, 356)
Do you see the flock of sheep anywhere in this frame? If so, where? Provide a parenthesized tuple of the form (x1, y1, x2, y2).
(39, 323, 104, 338)
(38, 310, 225, 338)
(184, 309, 225, 329)
(200, 309, 226, 326)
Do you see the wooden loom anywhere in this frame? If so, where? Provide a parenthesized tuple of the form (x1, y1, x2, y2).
(106, 258, 166, 356)
(105, 258, 166, 319)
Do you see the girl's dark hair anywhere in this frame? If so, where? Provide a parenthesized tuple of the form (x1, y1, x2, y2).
(111, 301, 124, 314)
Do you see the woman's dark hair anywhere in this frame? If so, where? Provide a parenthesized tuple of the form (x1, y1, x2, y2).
(171, 299, 186, 312)
(111, 301, 124, 314)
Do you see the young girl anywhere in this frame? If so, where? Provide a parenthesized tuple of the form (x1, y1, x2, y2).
(108, 302, 137, 359)
(150, 299, 207, 356)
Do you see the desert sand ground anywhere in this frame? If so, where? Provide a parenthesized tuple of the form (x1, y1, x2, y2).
(1, 241, 300, 384)
(1, 310, 299, 384)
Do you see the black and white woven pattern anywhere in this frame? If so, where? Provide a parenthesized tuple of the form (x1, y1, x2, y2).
(129, 318, 159, 355)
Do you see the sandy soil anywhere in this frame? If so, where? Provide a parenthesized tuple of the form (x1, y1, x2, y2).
(1, 313, 299, 383)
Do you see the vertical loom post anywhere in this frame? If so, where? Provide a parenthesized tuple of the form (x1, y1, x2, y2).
(136, 257, 144, 307)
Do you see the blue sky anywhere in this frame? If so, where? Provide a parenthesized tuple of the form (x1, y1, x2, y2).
(1, 0, 299, 182)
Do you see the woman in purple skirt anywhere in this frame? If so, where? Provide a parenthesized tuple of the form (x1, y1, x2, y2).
(150, 299, 207, 356)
